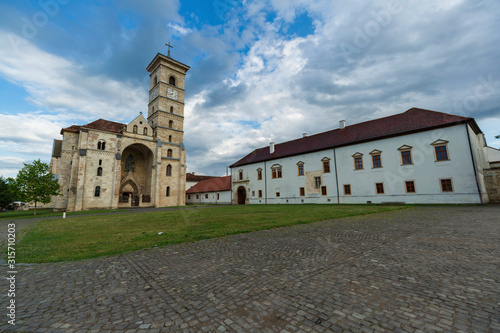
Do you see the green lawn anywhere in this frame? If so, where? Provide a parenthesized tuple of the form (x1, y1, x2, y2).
(0, 208, 125, 220)
(15, 204, 407, 263)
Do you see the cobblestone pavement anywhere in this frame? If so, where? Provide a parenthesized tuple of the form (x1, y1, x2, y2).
(1, 206, 499, 332)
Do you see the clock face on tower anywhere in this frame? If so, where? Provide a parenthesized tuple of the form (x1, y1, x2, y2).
(167, 87, 178, 100)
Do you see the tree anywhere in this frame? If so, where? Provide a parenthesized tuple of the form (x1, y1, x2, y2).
(0, 176, 16, 210)
(13, 160, 60, 215)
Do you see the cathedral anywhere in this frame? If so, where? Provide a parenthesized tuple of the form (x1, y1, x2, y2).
(49, 51, 189, 211)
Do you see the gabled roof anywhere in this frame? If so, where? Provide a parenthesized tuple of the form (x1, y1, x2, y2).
(61, 119, 125, 135)
(230, 108, 481, 168)
(83, 119, 125, 133)
(186, 173, 216, 182)
(186, 176, 231, 194)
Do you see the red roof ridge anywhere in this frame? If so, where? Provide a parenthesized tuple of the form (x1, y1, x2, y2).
(230, 108, 477, 168)
(186, 176, 231, 194)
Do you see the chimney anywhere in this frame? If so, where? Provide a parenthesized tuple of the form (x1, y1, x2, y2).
(303, 133, 307, 138)
(339, 120, 346, 129)
(269, 142, 275, 154)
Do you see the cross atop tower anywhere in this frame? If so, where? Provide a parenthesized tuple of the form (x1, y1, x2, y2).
(165, 41, 173, 57)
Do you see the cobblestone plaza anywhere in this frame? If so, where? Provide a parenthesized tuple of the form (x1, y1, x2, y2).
(2, 206, 499, 332)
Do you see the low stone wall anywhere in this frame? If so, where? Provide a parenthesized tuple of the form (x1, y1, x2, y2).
(484, 167, 500, 202)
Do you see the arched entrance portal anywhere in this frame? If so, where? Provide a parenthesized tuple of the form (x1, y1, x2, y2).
(119, 143, 154, 207)
(237, 186, 246, 205)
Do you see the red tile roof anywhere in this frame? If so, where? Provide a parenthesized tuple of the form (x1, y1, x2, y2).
(61, 119, 125, 135)
(186, 176, 231, 194)
(230, 108, 480, 168)
(186, 173, 216, 182)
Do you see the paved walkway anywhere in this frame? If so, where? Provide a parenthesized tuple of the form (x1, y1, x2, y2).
(1, 206, 499, 332)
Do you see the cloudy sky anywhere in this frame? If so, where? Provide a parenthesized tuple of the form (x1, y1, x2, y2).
(0, 0, 499, 178)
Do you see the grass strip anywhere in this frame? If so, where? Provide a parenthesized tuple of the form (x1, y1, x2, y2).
(15, 204, 407, 263)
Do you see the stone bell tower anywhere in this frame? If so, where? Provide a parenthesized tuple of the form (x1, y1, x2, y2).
(146, 46, 190, 206)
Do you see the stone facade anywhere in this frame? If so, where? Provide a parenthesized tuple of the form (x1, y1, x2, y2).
(49, 53, 189, 211)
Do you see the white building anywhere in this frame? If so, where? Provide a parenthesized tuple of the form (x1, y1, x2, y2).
(230, 108, 491, 205)
(186, 176, 232, 205)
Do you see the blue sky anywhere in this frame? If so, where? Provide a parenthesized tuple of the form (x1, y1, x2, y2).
(0, 0, 499, 178)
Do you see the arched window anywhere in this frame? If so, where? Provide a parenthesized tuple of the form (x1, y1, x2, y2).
(133, 125, 138, 134)
(169, 76, 176, 86)
(154, 76, 157, 85)
(125, 154, 135, 172)
(166, 164, 172, 176)
(99, 159, 102, 166)
(168, 135, 172, 143)
(97, 140, 106, 150)
(167, 149, 173, 158)
(166, 186, 170, 197)
(143, 127, 147, 135)
(97, 167, 102, 176)
(169, 120, 173, 128)
(170, 106, 174, 113)
(95, 186, 101, 197)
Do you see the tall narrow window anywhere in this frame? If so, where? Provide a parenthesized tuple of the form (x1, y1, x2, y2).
(375, 183, 384, 194)
(97, 167, 102, 176)
(168, 135, 172, 143)
(441, 179, 453, 192)
(297, 163, 304, 176)
(239, 170, 243, 180)
(167, 149, 173, 158)
(353, 153, 363, 170)
(257, 168, 262, 180)
(321, 186, 327, 196)
(344, 184, 351, 195)
(143, 127, 148, 135)
(435, 146, 449, 161)
(398, 145, 413, 165)
(258, 190, 263, 198)
(154, 76, 157, 85)
(271, 165, 282, 179)
(133, 125, 138, 134)
(95, 186, 101, 197)
(370, 150, 382, 168)
(166, 164, 172, 176)
(99, 159, 102, 166)
(166, 186, 170, 197)
(170, 106, 174, 113)
(314, 177, 321, 189)
(97, 140, 106, 150)
(169, 76, 176, 86)
(322, 158, 331, 173)
(299, 187, 305, 196)
(125, 154, 135, 172)
(169, 120, 174, 128)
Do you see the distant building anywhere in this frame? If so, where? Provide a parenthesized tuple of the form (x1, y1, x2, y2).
(48, 52, 190, 211)
(186, 176, 232, 205)
(230, 108, 493, 205)
(186, 172, 216, 190)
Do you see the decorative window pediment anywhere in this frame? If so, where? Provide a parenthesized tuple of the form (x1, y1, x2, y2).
(352, 152, 363, 157)
(369, 149, 382, 155)
(431, 139, 449, 146)
(321, 157, 330, 162)
(271, 164, 282, 169)
(296, 161, 304, 166)
(398, 145, 413, 151)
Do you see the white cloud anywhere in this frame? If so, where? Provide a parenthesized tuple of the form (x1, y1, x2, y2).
(0, 30, 147, 122)
(168, 23, 193, 36)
